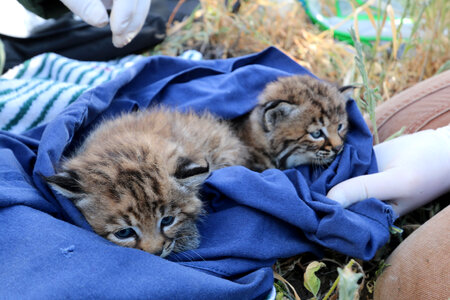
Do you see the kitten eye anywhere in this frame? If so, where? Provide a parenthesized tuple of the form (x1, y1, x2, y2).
(114, 228, 136, 239)
(310, 130, 322, 139)
(338, 123, 343, 131)
(161, 216, 175, 227)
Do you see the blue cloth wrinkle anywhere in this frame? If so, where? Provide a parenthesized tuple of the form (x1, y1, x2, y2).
(0, 47, 395, 299)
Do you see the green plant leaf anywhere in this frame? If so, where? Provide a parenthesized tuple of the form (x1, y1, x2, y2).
(389, 224, 404, 234)
(374, 260, 391, 279)
(337, 264, 363, 300)
(436, 60, 450, 74)
(303, 261, 326, 298)
(274, 282, 287, 300)
(350, 27, 381, 144)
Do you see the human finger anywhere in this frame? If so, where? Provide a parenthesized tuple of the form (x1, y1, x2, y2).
(110, 0, 151, 47)
(326, 168, 413, 207)
(60, 0, 109, 27)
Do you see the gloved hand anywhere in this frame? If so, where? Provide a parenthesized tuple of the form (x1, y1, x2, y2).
(60, 0, 152, 48)
(327, 125, 450, 216)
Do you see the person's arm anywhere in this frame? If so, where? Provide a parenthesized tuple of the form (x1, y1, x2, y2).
(327, 125, 450, 216)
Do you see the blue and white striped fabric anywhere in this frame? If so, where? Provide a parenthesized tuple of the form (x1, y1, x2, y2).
(0, 53, 144, 133)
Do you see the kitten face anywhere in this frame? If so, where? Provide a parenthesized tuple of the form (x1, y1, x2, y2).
(251, 75, 351, 169)
(46, 132, 209, 257)
(46, 109, 247, 256)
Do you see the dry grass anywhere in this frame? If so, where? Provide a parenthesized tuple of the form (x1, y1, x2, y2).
(154, 0, 356, 82)
(153, 0, 449, 103)
(151, 0, 449, 298)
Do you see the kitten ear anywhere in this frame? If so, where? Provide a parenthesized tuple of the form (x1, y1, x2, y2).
(174, 157, 210, 188)
(262, 100, 296, 132)
(339, 85, 356, 101)
(45, 170, 85, 199)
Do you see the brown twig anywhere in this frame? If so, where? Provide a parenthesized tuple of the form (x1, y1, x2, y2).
(167, 0, 186, 28)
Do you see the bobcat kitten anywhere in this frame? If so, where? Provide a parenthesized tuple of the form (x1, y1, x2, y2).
(235, 75, 353, 171)
(46, 109, 248, 257)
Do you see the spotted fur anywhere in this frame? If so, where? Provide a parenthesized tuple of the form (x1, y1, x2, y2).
(46, 109, 248, 257)
(234, 75, 352, 171)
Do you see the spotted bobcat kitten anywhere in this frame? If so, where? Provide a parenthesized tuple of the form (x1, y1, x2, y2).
(46, 109, 248, 257)
(235, 75, 353, 171)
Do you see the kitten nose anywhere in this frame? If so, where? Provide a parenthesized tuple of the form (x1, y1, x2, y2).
(140, 237, 165, 255)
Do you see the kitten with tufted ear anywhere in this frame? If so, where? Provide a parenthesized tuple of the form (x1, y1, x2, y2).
(261, 100, 298, 132)
(45, 170, 85, 200)
(174, 157, 211, 189)
(233, 75, 353, 171)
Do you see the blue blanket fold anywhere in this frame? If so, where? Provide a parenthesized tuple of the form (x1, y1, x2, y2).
(0, 47, 395, 299)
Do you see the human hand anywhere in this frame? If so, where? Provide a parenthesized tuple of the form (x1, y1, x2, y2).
(60, 0, 152, 48)
(327, 125, 450, 216)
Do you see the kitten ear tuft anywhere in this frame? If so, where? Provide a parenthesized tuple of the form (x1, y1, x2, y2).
(339, 85, 356, 101)
(174, 157, 210, 188)
(262, 100, 296, 132)
(45, 170, 85, 199)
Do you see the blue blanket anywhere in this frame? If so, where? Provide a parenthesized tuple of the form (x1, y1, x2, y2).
(0, 47, 395, 299)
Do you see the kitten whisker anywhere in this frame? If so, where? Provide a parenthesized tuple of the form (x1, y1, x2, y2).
(169, 255, 181, 262)
(188, 249, 207, 262)
(176, 250, 196, 263)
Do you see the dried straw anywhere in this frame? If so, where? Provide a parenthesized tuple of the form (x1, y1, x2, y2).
(153, 0, 449, 107)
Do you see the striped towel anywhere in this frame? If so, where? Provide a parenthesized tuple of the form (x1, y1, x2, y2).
(0, 53, 144, 133)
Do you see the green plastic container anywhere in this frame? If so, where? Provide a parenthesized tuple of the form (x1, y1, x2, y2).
(301, 0, 414, 44)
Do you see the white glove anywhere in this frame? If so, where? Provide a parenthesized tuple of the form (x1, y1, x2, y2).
(327, 125, 450, 216)
(60, 0, 151, 48)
